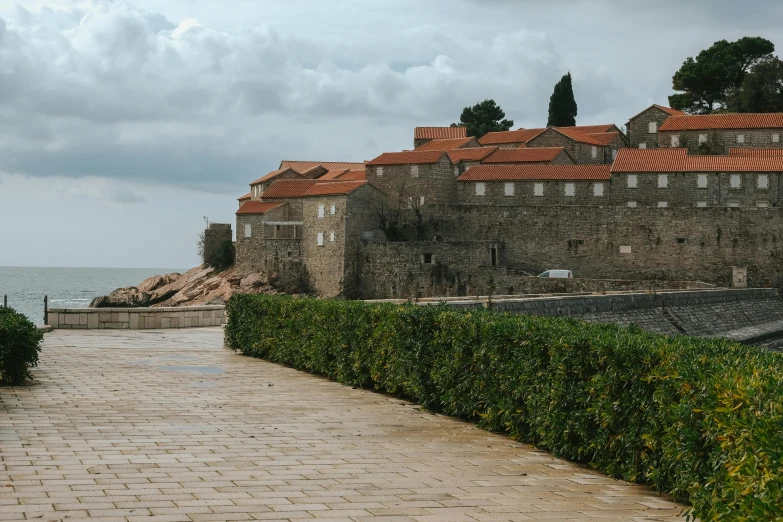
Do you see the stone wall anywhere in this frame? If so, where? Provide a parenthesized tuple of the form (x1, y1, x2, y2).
(367, 156, 457, 205)
(458, 179, 608, 206)
(301, 194, 349, 297)
(627, 106, 672, 149)
(48, 306, 226, 330)
(658, 129, 783, 153)
(527, 129, 608, 164)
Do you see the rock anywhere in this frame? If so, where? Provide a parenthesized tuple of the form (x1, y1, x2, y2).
(240, 273, 266, 288)
(138, 273, 180, 293)
(89, 287, 152, 308)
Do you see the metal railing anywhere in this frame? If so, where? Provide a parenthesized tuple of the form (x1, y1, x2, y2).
(1, 295, 49, 325)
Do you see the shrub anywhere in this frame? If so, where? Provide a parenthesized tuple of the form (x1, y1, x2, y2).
(225, 294, 783, 521)
(0, 307, 43, 385)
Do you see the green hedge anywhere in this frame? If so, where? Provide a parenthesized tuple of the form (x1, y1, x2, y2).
(225, 294, 783, 521)
(0, 307, 43, 385)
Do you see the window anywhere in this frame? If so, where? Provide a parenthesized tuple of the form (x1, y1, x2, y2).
(773, 133, 780, 143)
(317, 232, 324, 246)
(564, 183, 575, 197)
(620, 245, 632, 254)
(612, 149, 618, 160)
(490, 246, 498, 267)
(330, 205, 336, 215)
(757, 200, 770, 208)
(727, 201, 741, 208)
(475, 182, 486, 196)
(317, 205, 325, 218)
(411, 165, 419, 177)
(244, 224, 252, 238)
(758, 174, 769, 189)
(658, 201, 668, 208)
(677, 238, 686, 244)
(504, 182, 515, 196)
(376, 166, 384, 177)
(329, 232, 336, 242)
(627, 174, 638, 188)
(730, 174, 742, 188)
(627, 201, 637, 208)
(648, 121, 657, 133)
(737, 134, 745, 143)
(639, 143, 647, 149)
(454, 167, 460, 177)
(534, 183, 544, 196)
(422, 253, 433, 264)
(696, 202, 708, 208)
(697, 174, 708, 188)
(699, 134, 707, 145)
(593, 183, 604, 196)
(658, 174, 668, 188)
(419, 196, 425, 206)
(591, 146, 598, 159)
(671, 135, 680, 147)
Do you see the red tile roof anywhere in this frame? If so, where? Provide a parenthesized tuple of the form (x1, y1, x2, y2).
(448, 147, 498, 163)
(414, 127, 467, 140)
(413, 137, 475, 151)
(659, 113, 783, 132)
(301, 181, 368, 197)
(611, 148, 688, 172)
(238, 192, 252, 201)
(479, 128, 545, 145)
(482, 147, 567, 164)
(729, 148, 783, 156)
(628, 104, 686, 122)
(338, 170, 367, 181)
(459, 164, 611, 181)
(585, 132, 622, 146)
(236, 201, 285, 215)
(366, 150, 447, 166)
(260, 179, 336, 199)
(251, 168, 301, 185)
(570, 124, 619, 134)
(280, 161, 366, 173)
(317, 169, 350, 180)
(549, 127, 607, 146)
(685, 155, 783, 172)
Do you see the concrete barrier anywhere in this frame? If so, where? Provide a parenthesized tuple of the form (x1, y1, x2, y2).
(47, 305, 226, 330)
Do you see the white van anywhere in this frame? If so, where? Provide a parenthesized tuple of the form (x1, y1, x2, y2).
(537, 270, 573, 279)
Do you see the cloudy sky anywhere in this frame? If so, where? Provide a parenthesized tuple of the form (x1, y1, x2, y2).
(1, 0, 780, 267)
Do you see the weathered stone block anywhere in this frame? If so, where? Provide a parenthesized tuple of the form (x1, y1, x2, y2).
(118, 312, 129, 322)
(87, 314, 99, 329)
(129, 313, 139, 329)
(79, 313, 88, 325)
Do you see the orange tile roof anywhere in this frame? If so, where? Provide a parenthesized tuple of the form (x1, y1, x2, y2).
(251, 168, 301, 185)
(479, 128, 545, 145)
(413, 137, 475, 151)
(482, 147, 566, 164)
(447, 147, 498, 163)
(628, 104, 686, 122)
(338, 170, 367, 181)
(659, 113, 783, 132)
(570, 124, 619, 134)
(685, 155, 783, 172)
(585, 132, 622, 146)
(301, 181, 368, 197)
(729, 148, 783, 156)
(260, 179, 335, 199)
(280, 161, 366, 173)
(611, 148, 688, 172)
(317, 169, 350, 180)
(236, 201, 285, 215)
(550, 127, 607, 146)
(414, 126, 467, 140)
(459, 164, 611, 181)
(366, 150, 447, 166)
(238, 192, 252, 201)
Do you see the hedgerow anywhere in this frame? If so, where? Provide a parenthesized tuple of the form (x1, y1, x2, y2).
(0, 307, 43, 385)
(225, 294, 783, 521)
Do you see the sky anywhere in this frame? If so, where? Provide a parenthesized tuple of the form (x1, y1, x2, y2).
(1, 0, 781, 268)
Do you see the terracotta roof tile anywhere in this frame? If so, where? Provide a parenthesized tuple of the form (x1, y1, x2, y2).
(628, 104, 686, 122)
(280, 160, 366, 173)
(659, 113, 783, 132)
(337, 170, 367, 180)
(482, 147, 566, 164)
(413, 137, 475, 151)
(261, 179, 338, 199)
(236, 201, 285, 215)
(414, 127, 467, 140)
(569, 124, 618, 134)
(238, 192, 252, 201)
(550, 127, 607, 146)
(685, 155, 783, 172)
(251, 168, 301, 185)
(448, 147, 498, 163)
(479, 128, 545, 145)
(301, 181, 368, 197)
(459, 164, 611, 181)
(366, 150, 446, 166)
(729, 148, 783, 156)
(585, 132, 622, 146)
(611, 148, 688, 172)
(317, 169, 350, 180)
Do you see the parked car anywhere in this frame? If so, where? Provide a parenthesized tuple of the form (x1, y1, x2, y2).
(538, 270, 573, 279)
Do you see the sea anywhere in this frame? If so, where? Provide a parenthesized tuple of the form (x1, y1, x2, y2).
(0, 267, 185, 325)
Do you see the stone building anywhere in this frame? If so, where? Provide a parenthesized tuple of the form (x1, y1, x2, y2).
(526, 127, 622, 164)
(413, 137, 481, 151)
(448, 147, 498, 176)
(481, 147, 575, 165)
(626, 105, 686, 149)
(479, 128, 546, 148)
(657, 113, 783, 154)
(365, 150, 457, 206)
(413, 127, 467, 148)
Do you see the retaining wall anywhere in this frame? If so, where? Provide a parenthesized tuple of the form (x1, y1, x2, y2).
(48, 306, 226, 330)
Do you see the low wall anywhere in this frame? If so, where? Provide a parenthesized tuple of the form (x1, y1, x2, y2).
(48, 306, 226, 330)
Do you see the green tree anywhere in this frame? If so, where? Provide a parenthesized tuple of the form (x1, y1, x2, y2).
(452, 99, 513, 138)
(547, 72, 578, 127)
(669, 37, 775, 114)
(728, 56, 783, 113)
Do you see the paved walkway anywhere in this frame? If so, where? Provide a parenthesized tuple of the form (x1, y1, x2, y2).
(0, 328, 687, 521)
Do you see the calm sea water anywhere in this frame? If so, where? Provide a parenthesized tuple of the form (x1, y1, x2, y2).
(0, 267, 185, 325)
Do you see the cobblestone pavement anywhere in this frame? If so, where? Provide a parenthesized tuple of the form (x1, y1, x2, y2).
(0, 328, 688, 521)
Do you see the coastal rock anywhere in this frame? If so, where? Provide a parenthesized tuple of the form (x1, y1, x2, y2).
(89, 287, 152, 308)
(240, 273, 266, 288)
(138, 273, 180, 293)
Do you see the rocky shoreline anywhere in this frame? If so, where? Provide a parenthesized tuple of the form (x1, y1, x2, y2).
(89, 266, 280, 308)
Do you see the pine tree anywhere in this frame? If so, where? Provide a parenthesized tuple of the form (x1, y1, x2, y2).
(452, 100, 514, 138)
(547, 73, 578, 127)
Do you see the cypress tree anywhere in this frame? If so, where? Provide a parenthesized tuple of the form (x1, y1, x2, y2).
(547, 72, 578, 127)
